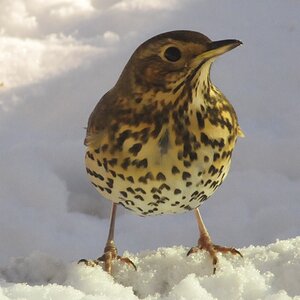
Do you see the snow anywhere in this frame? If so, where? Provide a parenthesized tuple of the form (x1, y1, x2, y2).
(0, 34, 101, 93)
(1, 238, 299, 299)
(0, 0, 299, 299)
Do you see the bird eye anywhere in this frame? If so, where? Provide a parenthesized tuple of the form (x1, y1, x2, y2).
(164, 46, 181, 62)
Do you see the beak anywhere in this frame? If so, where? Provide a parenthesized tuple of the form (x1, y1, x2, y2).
(202, 39, 242, 59)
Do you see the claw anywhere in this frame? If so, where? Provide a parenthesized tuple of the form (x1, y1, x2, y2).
(213, 245, 243, 258)
(78, 258, 101, 267)
(118, 256, 137, 271)
(78, 244, 136, 274)
(187, 234, 242, 274)
(186, 246, 200, 256)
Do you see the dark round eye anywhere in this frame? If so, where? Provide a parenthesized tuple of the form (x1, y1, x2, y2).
(164, 46, 181, 62)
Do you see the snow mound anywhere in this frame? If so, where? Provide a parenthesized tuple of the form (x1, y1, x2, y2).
(1, 237, 299, 300)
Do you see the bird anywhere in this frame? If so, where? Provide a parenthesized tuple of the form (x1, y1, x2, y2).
(80, 30, 244, 275)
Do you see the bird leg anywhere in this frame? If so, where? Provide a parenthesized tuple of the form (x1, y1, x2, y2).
(78, 203, 136, 274)
(187, 208, 242, 274)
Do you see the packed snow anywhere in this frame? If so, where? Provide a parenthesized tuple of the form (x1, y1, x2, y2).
(0, 0, 299, 299)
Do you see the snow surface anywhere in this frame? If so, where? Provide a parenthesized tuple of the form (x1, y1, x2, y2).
(0, 0, 299, 299)
(1, 238, 300, 299)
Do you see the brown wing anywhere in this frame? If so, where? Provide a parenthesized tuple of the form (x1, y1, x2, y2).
(84, 90, 117, 147)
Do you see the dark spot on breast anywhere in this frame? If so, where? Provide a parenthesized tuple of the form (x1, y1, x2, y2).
(121, 157, 131, 170)
(200, 132, 225, 149)
(204, 179, 212, 187)
(153, 194, 160, 200)
(208, 165, 219, 176)
(156, 172, 166, 181)
(172, 166, 180, 174)
(138, 176, 147, 184)
(125, 200, 135, 206)
(174, 189, 181, 194)
(189, 152, 198, 161)
(106, 178, 114, 189)
(108, 158, 118, 167)
(159, 129, 169, 155)
(120, 191, 128, 198)
(151, 187, 161, 194)
(126, 176, 134, 183)
(139, 127, 150, 142)
(213, 153, 220, 161)
(135, 187, 146, 194)
(184, 160, 191, 167)
(159, 183, 171, 191)
(218, 165, 224, 176)
(134, 194, 144, 201)
(116, 130, 132, 149)
(126, 187, 135, 194)
(117, 173, 125, 180)
(182, 171, 191, 180)
(105, 188, 112, 194)
(86, 168, 104, 181)
(200, 132, 210, 146)
(137, 158, 148, 168)
(210, 180, 219, 190)
(191, 191, 199, 197)
(110, 170, 116, 177)
(129, 143, 142, 156)
(183, 143, 192, 158)
(198, 194, 207, 202)
(151, 116, 164, 138)
(146, 172, 154, 180)
(92, 182, 104, 191)
(196, 111, 205, 129)
(103, 158, 108, 171)
(184, 205, 192, 210)
(177, 151, 183, 160)
(86, 151, 94, 160)
(138, 172, 154, 184)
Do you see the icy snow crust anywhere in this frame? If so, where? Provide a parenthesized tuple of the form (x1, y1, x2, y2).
(1, 238, 299, 300)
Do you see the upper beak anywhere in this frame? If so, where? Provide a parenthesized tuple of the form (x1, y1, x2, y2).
(203, 39, 242, 59)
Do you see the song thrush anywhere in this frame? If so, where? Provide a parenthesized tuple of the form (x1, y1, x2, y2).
(80, 30, 244, 274)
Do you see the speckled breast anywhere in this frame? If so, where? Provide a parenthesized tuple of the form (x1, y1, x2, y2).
(85, 105, 237, 216)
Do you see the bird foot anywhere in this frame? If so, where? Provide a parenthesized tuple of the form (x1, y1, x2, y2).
(187, 234, 242, 274)
(78, 241, 136, 274)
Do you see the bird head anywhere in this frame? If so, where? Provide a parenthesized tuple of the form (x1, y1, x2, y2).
(116, 30, 242, 94)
